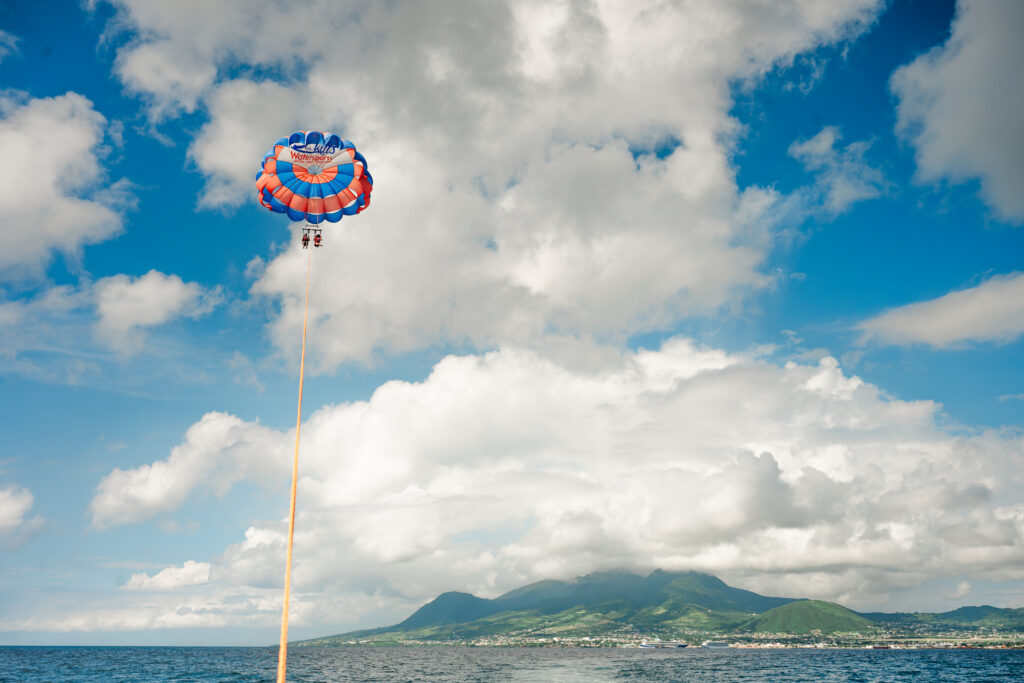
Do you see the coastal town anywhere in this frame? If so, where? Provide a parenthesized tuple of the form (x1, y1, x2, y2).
(315, 624, 1024, 650)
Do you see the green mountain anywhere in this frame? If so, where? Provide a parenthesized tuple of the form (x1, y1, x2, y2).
(861, 605, 1024, 630)
(297, 569, 795, 645)
(740, 600, 874, 634)
(374, 569, 793, 633)
(399, 591, 500, 628)
(294, 570, 1024, 646)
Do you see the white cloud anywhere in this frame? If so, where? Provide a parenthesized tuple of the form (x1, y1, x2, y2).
(115, 40, 216, 121)
(0, 483, 44, 542)
(187, 80, 304, 208)
(98, 0, 883, 367)
(122, 561, 211, 591)
(89, 412, 284, 529)
(93, 270, 222, 353)
(858, 272, 1024, 347)
(79, 339, 1024, 629)
(950, 580, 970, 600)
(0, 31, 18, 63)
(789, 126, 886, 213)
(0, 285, 88, 331)
(0, 92, 126, 278)
(891, 0, 1024, 223)
(0, 272, 222, 384)
(0, 484, 34, 533)
(2, 582, 393, 633)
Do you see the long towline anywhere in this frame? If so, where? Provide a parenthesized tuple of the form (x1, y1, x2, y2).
(277, 244, 312, 683)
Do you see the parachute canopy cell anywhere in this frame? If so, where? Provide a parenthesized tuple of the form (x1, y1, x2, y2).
(255, 131, 373, 224)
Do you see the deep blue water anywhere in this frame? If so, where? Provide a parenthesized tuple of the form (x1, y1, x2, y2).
(1, 646, 1023, 682)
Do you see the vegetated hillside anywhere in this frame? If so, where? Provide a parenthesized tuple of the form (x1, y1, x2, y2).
(939, 606, 1024, 628)
(741, 600, 875, 635)
(296, 569, 795, 645)
(293, 569, 1024, 646)
(862, 605, 1024, 630)
(397, 591, 500, 629)
(490, 569, 792, 617)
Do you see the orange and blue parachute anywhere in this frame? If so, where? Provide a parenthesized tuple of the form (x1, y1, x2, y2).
(255, 131, 373, 224)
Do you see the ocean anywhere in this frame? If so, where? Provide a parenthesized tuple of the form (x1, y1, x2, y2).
(1, 646, 1022, 682)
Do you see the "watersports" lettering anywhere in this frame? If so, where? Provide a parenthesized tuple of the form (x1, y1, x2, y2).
(290, 152, 337, 163)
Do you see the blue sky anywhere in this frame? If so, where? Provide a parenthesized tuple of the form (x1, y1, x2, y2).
(1, 0, 1022, 646)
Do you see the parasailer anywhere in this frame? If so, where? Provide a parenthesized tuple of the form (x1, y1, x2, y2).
(255, 130, 373, 246)
(255, 130, 372, 683)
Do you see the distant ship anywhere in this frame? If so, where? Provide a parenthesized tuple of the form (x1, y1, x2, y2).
(640, 640, 688, 648)
(701, 641, 731, 648)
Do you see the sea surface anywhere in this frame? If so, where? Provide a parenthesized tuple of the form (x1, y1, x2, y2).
(1, 646, 1023, 682)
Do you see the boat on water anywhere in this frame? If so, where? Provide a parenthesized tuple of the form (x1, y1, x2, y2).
(701, 641, 731, 648)
(640, 640, 688, 648)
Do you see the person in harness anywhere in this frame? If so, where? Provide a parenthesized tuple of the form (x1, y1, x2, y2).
(313, 233, 322, 248)
(301, 233, 310, 249)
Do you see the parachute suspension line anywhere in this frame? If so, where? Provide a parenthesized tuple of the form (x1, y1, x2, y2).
(277, 243, 313, 683)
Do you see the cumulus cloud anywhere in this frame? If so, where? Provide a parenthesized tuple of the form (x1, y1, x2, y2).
(0, 92, 127, 278)
(858, 272, 1024, 347)
(891, 0, 1024, 223)
(0, 484, 35, 533)
(789, 126, 886, 214)
(98, 0, 883, 367)
(116, 40, 216, 121)
(122, 561, 211, 591)
(0, 483, 44, 543)
(93, 270, 222, 353)
(79, 339, 1024, 629)
(89, 412, 284, 529)
(187, 80, 304, 208)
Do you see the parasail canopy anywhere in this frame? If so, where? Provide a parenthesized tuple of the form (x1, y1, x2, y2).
(255, 130, 373, 224)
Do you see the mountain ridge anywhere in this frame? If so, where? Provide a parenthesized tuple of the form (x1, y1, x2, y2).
(296, 569, 1024, 646)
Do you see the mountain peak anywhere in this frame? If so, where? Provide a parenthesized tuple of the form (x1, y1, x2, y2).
(397, 591, 498, 630)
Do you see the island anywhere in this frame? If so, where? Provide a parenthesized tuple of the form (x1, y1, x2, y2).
(293, 570, 1024, 649)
